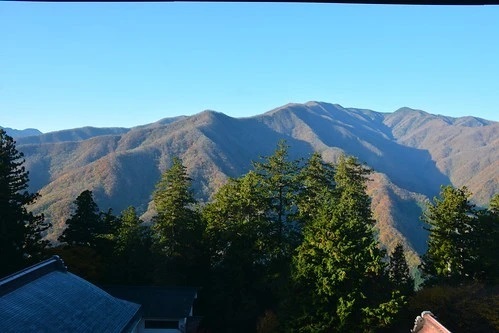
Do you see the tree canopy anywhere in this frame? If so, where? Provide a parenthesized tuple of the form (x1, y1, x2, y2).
(58, 190, 102, 248)
(7, 134, 497, 332)
(151, 156, 205, 285)
(421, 186, 479, 285)
(289, 155, 403, 332)
(0, 129, 50, 276)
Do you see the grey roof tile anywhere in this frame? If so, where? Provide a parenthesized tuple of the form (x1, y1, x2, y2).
(0, 256, 141, 333)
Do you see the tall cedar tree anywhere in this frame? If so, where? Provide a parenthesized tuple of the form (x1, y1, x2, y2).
(474, 193, 499, 283)
(290, 155, 403, 333)
(251, 140, 303, 321)
(152, 156, 204, 285)
(58, 190, 102, 248)
(388, 243, 414, 296)
(421, 185, 479, 285)
(203, 171, 272, 332)
(295, 152, 336, 226)
(109, 206, 153, 284)
(0, 129, 50, 276)
(252, 139, 301, 262)
(202, 141, 302, 332)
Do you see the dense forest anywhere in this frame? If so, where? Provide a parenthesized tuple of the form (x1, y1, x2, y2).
(1, 128, 498, 332)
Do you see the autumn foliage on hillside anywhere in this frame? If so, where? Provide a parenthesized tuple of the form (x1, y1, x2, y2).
(2, 133, 498, 332)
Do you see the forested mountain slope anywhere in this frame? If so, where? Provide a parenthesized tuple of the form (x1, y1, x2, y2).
(13, 101, 498, 261)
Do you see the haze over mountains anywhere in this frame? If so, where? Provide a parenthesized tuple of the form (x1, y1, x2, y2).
(9, 101, 498, 266)
(1, 126, 42, 138)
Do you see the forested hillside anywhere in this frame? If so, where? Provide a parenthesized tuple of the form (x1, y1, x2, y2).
(11, 101, 499, 264)
(2, 127, 498, 332)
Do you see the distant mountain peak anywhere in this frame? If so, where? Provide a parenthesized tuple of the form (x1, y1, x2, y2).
(200, 109, 222, 114)
(390, 107, 494, 128)
(305, 101, 344, 109)
(0, 126, 43, 138)
(394, 107, 429, 114)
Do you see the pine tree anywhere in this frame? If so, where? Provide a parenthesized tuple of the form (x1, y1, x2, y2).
(421, 185, 478, 285)
(203, 171, 271, 332)
(152, 156, 204, 285)
(0, 129, 50, 276)
(252, 139, 302, 261)
(388, 243, 414, 296)
(290, 155, 403, 332)
(58, 190, 102, 247)
(202, 141, 304, 332)
(111, 206, 153, 284)
(474, 193, 499, 283)
(295, 152, 336, 227)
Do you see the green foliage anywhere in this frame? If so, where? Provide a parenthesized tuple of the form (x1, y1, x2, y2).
(252, 139, 302, 259)
(474, 194, 499, 284)
(0, 129, 50, 276)
(288, 155, 403, 332)
(115, 206, 149, 254)
(47, 245, 105, 283)
(151, 156, 206, 285)
(421, 186, 481, 285)
(152, 157, 198, 255)
(53, 190, 121, 283)
(107, 206, 154, 284)
(388, 243, 415, 296)
(295, 152, 336, 226)
(204, 171, 270, 270)
(202, 174, 270, 331)
(202, 141, 301, 332)
(58, 190, 102, 248)
(490, 193, 499, 212)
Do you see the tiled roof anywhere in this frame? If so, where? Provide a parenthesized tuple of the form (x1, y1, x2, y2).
(0, 256, 141, 333)
(411, 311, 452, 333)
(103, 285, 197, 319)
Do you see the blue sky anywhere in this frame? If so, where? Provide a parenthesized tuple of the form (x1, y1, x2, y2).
(1, 2, 498, 133)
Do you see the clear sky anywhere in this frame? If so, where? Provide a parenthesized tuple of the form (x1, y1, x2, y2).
(1, 2, 498, 133)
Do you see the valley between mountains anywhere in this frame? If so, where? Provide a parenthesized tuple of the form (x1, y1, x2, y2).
(12, 101, 499, 267)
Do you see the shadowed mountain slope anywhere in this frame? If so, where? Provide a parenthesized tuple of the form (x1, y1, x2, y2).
(16, 102, 498, 262)
(255, 102, 451, 199)
(385, 107, 499, 204)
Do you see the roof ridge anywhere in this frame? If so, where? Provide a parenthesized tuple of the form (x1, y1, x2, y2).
(411, 311, 452, 333)
(0, 255, 67, 296)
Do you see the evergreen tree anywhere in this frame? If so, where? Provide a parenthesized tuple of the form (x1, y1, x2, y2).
(110, 206, 153, 284)
(0, 129, 50, 276)
(204, 171, 269, 269)
(251, 140, 304, 326)
(252, 139, 302, 262)
(202, 141, 303, 332)
(203, 171, 271, 332)
(100, 208, 119, 236)
(58, 190, 102, 247)
(290, 155, 402, 332)
(421, 185, 479, 285)
(474, 193, 499, 284)
(152, 156, 205, 285)
(490, 193, 499, 212)
(295, 152, 336, 226)
(388, 243, 414, 296)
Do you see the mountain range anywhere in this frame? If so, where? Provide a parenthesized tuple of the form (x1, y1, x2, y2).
(9, 101, 499, 267)
(1, 126, 42, 138)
